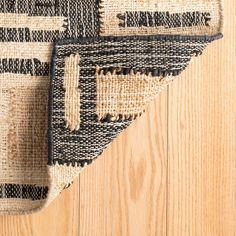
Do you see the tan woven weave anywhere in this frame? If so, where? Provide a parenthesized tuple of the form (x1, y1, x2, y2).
(100, 0, 222, 36)
(96, 68, 173, 121)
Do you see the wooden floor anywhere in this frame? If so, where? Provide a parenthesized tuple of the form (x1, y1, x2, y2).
(0, 1, 235, 235)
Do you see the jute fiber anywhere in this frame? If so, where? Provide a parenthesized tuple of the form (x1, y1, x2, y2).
(0, 0, 223, 214)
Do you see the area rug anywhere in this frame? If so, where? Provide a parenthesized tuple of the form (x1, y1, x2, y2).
(0, 0, 223, 214)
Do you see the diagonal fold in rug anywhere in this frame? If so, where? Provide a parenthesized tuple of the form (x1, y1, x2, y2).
(0, 0, 223, 214)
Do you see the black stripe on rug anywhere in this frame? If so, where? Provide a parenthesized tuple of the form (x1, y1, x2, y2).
(117, 11, 211, 28)
(0, 58, 50, 76)
(0, 184, 48, 200)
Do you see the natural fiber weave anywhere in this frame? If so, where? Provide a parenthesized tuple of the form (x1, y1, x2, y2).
(100, 0, 222, 36)
(0, 0, 223, 214)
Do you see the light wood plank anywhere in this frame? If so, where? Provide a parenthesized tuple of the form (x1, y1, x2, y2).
(79, 93, 168, 236)
(167, 1, 236, 235)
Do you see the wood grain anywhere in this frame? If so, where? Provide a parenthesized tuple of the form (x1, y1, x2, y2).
(0, 0, 235, 235)
(79, 94, 168, 236)
(167, 3, 236, 235)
